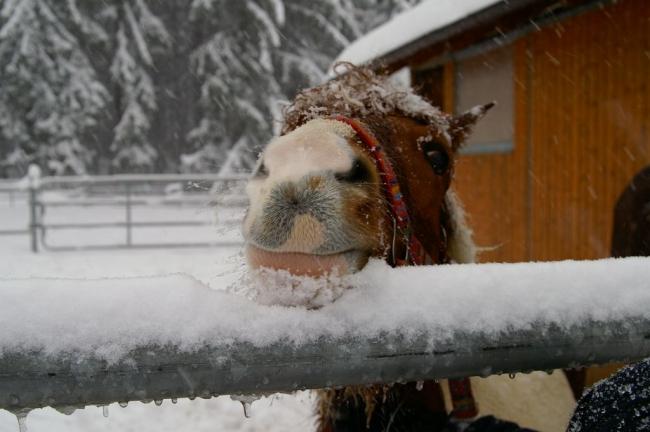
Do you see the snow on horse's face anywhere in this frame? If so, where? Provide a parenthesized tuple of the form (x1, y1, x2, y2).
(243, 119, 384, 276)
(242, 113, 467, 276)
(242, 73, 493, 278)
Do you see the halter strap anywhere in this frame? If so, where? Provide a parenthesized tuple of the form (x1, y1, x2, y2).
(332, 115, 477, 420)
(333, 115, 427, 266)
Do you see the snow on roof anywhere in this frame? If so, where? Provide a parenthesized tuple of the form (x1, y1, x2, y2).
(1, 257, 649, 363)
(334, 0, 503, 67)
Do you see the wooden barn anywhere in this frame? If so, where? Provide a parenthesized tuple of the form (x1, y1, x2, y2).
(337, 0, 650, 265)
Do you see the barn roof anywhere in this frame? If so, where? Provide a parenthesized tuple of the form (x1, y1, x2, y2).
(334, 0, 559, 71)
(336, 0, 501, 66)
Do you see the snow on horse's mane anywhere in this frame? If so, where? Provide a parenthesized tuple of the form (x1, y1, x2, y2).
(282, 64, 476, 266)
(282, 63, 450, 134)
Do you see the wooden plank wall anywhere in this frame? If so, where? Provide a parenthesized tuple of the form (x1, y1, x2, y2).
(451, 0, 650, 263)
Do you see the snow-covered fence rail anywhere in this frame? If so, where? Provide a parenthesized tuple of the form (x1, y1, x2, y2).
(3, 319, 649, 412)
(1, 258, 649, 411)
(21, 171, 250, 252)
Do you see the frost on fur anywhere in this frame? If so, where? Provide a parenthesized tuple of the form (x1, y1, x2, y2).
(282, 62, 450, 134)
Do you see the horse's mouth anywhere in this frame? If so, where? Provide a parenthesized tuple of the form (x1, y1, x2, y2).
(245, 244, 366, 277)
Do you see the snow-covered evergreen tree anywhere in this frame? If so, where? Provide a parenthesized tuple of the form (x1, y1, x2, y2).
(0, 0, 108, 175)
(0, 0, 419, 177)
(101, 0, 171, 172)
(349, 0, 420, 33)
(185, 0, 420, 174)
(186, 0, 281, 173)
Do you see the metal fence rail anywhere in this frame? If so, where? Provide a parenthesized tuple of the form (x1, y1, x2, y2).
(1, 318, 649, 411)
(0, 172, 250, 252)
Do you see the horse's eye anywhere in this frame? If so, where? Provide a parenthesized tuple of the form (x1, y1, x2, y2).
(336, 159, 370, 183)
(423, 143, 450, 175)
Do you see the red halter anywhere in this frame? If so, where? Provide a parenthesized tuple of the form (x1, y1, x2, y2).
(333, 115, 478, 420)
(333, 115, 427, 266)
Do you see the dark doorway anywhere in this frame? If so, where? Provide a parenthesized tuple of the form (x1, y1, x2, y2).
(612, 166, 650, 257)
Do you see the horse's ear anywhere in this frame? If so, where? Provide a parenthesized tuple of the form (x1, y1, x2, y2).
(448, 102, 495, 152)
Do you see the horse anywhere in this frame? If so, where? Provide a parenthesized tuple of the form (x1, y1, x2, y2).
(242, 64, 574, 431)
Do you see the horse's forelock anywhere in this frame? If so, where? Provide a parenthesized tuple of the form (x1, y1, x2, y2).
(281, 63, 449, 135)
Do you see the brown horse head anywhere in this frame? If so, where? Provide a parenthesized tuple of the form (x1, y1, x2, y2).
(243, 64, 492, 277)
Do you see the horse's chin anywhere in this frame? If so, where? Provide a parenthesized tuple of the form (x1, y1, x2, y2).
(245, 244, 367, 277)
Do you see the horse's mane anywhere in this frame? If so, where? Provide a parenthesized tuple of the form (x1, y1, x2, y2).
(282, 63, 450, 134)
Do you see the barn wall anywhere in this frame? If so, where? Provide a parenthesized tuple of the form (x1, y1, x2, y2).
(449, 0, 650, 263)
(449, 39, 529, 263)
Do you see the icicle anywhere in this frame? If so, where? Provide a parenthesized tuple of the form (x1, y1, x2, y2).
(53, 406, 79, 416)
(171, 398, 178, 404)
(229, 394, 261, 419)
(241, 401, 251, 418)
(102, 406, 109, 418)
(154, 399, 163, 406)
(118, 401, 128, 408)
(415, 381, 424, 391)
(14, 409, 30, 432)
(17, 415, 27, 432)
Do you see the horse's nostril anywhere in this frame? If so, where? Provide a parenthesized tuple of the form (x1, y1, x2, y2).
(284, 192, 299, 205)
(280, 184, 302, 208)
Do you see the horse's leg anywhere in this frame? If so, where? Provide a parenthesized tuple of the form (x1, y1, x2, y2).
(319, 381, 448, 431)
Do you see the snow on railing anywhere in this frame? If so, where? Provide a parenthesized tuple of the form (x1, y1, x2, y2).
(1, 257, 650, 413)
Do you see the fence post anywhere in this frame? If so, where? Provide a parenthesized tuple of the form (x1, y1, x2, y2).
(27, 164, 41, 253)
(125, 183, 132, 247)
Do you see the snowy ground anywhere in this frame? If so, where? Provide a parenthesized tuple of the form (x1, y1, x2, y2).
(0, 196, 317, 432)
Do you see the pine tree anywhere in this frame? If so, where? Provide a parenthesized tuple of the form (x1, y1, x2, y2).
(100, 0, 171, 172)
(186, 0, 420, 174)
(0, 0, 419, 177)
(0, 0, 108, 175)
(349, 0, 420, 33)
(185, 0, 364, 174)
(186, 0, 282, 173)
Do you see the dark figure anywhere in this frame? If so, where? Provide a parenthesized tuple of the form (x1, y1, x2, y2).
(612, 166, 650, 257)
(566, 166, 650, 399)
(567, 358, 650, 431)
(566, 174, 650, 429)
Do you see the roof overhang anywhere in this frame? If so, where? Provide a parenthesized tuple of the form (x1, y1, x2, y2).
(336, 0, 596, 73)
